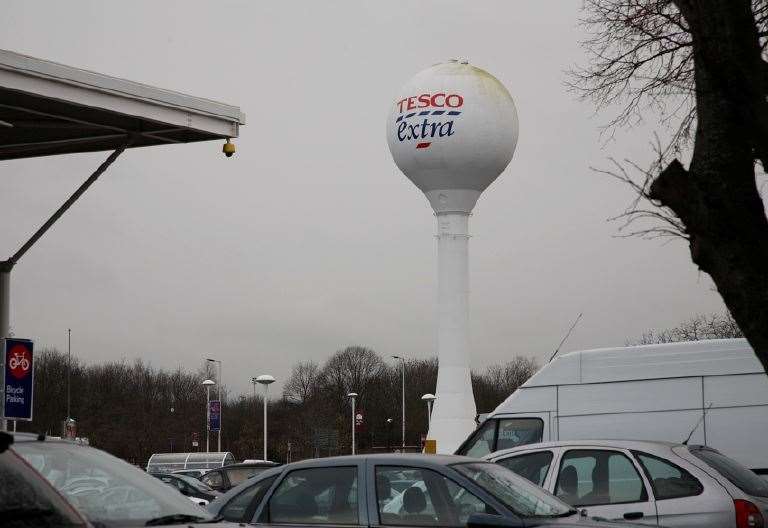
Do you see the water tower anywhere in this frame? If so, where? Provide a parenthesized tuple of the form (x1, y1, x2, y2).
(387, 60, 518, 453)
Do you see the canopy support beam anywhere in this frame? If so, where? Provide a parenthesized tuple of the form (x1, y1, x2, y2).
(1, 142, 128, 431)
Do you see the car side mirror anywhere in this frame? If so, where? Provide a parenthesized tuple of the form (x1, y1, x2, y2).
(466, 513, 524, 528)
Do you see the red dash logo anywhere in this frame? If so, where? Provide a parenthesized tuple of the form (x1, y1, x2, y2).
(416, 142, 431, 149)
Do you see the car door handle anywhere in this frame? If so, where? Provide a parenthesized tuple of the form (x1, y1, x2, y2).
(623, 511, 644, 520)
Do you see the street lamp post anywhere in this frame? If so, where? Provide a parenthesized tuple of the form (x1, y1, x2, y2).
(202, 379, 215, 453)
(67, 328, 71, 421)
(256, 375, 275, 461)
(386, 417, 393, 451)
(392, 356, 406, 449)
(421, 393, 436, 428)
(347, 392, 358, 455)
(206, 359, 222, 452)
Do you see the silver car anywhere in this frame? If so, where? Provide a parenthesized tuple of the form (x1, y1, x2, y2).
(208, 453, 638, 527)
(485, 439, 768, 527)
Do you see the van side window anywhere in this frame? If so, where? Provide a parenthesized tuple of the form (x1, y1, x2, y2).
(496, 419, 544, 451)
(633, 451, 703, 500)
(459, 418, 544, 457)
(497, 451, 553, 487)
(461, 420, 497, 458)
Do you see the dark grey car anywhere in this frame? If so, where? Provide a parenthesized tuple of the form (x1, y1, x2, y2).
(9, 432, 238, 526)
(208, 453, 635, 527)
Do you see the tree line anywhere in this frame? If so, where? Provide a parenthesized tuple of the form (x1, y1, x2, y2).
(14, 346, 538, 465)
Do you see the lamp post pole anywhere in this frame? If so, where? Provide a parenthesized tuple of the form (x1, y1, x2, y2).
(206, 359, 222, 452)
(256, 375, 275, 461)
(0, 264, 9, 431)
(392, 356, 406, 448)
(348, 392, 358, 455)
(67, 328, 71, 420)
(202, 379, 215, 453)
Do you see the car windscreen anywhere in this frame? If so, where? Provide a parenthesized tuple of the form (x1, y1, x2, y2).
(689, 448, 768, 498)
(1, 449, 86, 527)
(452, 462, 573, 518)
(13, 441, 215, 526)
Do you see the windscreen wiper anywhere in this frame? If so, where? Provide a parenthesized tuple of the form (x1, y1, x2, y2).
(145, 513, 216, 526)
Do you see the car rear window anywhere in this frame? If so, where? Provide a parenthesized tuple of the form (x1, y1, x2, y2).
(227, 467, 267, 487)
(689, 448, 768, 498)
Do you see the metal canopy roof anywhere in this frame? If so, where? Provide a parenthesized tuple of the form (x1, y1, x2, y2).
(0, 49, 245, 160)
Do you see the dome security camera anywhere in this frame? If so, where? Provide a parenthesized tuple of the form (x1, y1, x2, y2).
(222, 139, 236, 158)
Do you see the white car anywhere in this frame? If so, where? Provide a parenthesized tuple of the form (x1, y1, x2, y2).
(486, 439, 768, 527)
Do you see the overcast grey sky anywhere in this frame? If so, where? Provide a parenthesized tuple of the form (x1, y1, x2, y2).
(0, 1, 725, 396)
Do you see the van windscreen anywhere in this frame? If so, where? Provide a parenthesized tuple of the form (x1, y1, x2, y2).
(457, 417, 544, 457)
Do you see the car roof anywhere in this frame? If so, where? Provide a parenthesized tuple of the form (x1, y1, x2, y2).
(486, 439, 684, 458)
(10, 432, 87, 446)
(219, 461, 280, 470)
(284, 453, 480, 468)
(164, 473, 209, 486)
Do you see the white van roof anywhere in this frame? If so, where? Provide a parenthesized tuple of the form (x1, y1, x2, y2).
(521, 338, 761, 388)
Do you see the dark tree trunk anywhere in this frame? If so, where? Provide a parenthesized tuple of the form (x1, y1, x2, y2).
(650, 0, 768, 373)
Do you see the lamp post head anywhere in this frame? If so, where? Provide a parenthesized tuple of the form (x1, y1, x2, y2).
(256, 374, 275, 386)
(421, 393, 436, 402)
(347, 392, 358, 399)
(202, 379, 216, 387)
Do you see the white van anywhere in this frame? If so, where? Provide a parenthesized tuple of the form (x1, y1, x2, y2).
(455, 339, 768, 475)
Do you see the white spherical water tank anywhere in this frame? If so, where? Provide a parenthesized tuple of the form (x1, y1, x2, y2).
(387, 59, 518, 214)
(387, 60, 518, 453)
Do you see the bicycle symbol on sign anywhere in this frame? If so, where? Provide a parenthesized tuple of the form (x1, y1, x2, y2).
(8, 344, 32, 379)
(9, 350, 30, 371)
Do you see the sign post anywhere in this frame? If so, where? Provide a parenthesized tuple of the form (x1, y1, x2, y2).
(209, 400, 221, 435)
(4, 338, 33, 422)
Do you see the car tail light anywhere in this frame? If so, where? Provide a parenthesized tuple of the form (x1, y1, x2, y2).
(735, 499, 765, 528)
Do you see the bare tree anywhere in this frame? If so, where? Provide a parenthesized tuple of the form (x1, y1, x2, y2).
(630, 312, 743, 345)
(473, 357, 539, 413)
(573, 0, 768, 372)
(320, 346, 387, 401)
(283, 360, 321, 403)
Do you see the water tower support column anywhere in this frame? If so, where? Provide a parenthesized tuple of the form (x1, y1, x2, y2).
(425, 190, 480, 453)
